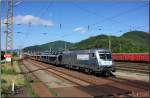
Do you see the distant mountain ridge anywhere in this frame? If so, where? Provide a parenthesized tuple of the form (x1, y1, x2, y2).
(23, 31, 149, 53)
(23, 40, 74, 52)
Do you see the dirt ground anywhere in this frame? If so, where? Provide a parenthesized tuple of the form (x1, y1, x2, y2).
(23, 60, 92, 97)
(112, 70, 149, 82)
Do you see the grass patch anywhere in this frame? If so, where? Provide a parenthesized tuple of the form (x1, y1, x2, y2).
(1, 69, 17, 75)
(48, 85, 59, 97)
(1, 60, 37, 97)
(54, 80, 62, 85)
(1, 79, 7, 84)
(1, 65, 17, 75)
(1, 61, 26, 97)
(18, 60, 38, 97)
(24, 76, 38, 97)
(1, 84, 12, 98)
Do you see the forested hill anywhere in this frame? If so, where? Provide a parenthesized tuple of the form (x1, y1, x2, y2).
(72, 31, 149, 53)
(23, 31, 149, 53)
(122, 31, 149, 47)
(23, 40, 74, 52)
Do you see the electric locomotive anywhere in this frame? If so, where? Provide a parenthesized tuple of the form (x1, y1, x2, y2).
(58, 49, 115, 75)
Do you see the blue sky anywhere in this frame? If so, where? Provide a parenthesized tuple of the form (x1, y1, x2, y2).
(1, 0, 149, 50)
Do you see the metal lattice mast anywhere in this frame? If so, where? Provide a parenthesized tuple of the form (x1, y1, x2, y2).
(5, 0, 13, 52)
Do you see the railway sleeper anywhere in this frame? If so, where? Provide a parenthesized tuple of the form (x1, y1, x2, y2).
(84, 68, 93, 75)
(94, 70, 112, 77)
(94, 93, 132, 98)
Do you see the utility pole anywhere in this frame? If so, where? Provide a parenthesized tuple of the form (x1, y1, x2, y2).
(119, 43, 122, 53)
(50, 47, 51, 52)
(5, 0, 13, 67)
(5, 0, 13, 52)
(0, 0, 2, 97)
(65, 42, 67, 51)
(18, 45, 22, 59)
(88, 25, 90, 31)
(0, 0, 1, 60)
(5, 0, 14, 94)
(108, 35, 111, 51)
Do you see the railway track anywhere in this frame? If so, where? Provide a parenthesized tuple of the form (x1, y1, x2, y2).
(114, 62, 149, 67)
(22, 59, 93, 97)
(27, 60, 131, 97)
(25, 59, 149, 97)
(20, 60, 54, 97)
(115, 62, 149, 74)
(115, 67, 149, 74)
(115, 65, 149, 70)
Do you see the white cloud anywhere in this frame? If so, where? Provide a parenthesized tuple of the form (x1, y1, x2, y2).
(14, 15, 54, 26)
(73, 27, 87, 33)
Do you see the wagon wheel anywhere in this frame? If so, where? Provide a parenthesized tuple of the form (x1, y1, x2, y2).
(87, 69, 93, 75)
(105, 71, 111, 77)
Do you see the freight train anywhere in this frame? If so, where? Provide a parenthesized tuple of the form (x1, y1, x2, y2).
(29, 49, 116, 76)
(112, 53, 150, 63)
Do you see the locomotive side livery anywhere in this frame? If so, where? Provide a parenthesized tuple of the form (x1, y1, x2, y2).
(30, 49, 116, 75)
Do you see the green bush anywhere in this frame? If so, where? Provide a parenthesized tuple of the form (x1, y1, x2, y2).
(1, 84, 12, 98)
(24, 76, 38, 97)
(1, 79, 7, 84)
(1, 68, 17, 75)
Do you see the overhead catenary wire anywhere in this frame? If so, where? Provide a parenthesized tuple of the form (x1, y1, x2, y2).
(14, 0, 23, 6)
(20, 1, 147, 39)
(26, 2, 148, 42)
(14, 2, 148, 51)
(53, 2, 148, 40)
(71, 2, 148, 30)
(33, 0, 54, 37)
(54, 23, 148, 46)
(17, 0, 54, 49)
(38, 0, 54, 19)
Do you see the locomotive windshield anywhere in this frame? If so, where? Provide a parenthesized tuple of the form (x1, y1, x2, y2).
(99, 51, 112, 60)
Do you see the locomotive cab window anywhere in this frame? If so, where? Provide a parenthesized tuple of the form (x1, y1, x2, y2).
(99, 54, 105, 59)
(99, 51, 112, 60)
